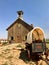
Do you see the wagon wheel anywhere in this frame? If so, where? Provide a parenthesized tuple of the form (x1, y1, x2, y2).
(26, 49, 30, 59)
(46, 49, 49, 61)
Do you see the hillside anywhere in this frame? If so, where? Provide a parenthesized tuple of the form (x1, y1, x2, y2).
(0, 43, 48, 65)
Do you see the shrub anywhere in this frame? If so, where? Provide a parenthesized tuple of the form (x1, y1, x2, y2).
(2, 42, 8, 45)
(17, 44, 22, 47)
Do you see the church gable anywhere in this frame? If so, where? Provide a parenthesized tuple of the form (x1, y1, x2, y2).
(6, 11, 33, 43)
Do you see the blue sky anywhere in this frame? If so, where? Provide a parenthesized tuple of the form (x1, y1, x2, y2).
(0, 0, 49, 39)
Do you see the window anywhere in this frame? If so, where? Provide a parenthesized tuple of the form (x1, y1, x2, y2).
(23, 36, 27, 41)
(25, 36, 27, 40)
(11, 36, 14, 40)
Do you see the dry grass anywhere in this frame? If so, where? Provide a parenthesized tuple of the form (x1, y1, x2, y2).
(0, 43, 29, 65)
(0, 43, 48, 65)
(46, 43, 49, 49)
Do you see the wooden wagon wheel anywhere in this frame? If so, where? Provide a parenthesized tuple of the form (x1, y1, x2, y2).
(26, 49, 30, 59)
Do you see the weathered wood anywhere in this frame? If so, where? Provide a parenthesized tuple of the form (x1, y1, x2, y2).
(7, 18, 33, 43)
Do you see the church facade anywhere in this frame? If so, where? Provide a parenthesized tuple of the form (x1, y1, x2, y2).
(6, 11, 33, 43)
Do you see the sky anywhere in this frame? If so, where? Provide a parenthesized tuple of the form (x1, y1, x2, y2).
(0, 0, 49, 39)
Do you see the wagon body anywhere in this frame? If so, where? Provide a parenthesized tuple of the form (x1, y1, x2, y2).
(32, 42, 46, 53)
(27, 27, 45, 44)
(26, 27, 46, 53)
(25, 27, 49, 63)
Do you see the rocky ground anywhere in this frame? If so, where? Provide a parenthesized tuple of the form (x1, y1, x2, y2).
(0, 43, 48, 65)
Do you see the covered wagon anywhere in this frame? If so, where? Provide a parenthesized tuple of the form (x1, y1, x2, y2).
(27, 27, 45, 44)
(25, 27, 47, 60)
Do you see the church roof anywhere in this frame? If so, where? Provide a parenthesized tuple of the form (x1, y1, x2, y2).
(6, 18, 33, 31)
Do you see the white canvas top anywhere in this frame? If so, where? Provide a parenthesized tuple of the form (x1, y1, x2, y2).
(27, 27, 45, 43)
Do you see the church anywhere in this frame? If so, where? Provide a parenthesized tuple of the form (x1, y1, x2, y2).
(6, 11, 33, 43)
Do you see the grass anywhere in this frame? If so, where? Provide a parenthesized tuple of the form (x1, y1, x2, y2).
(2, 42, 8, 46)
(4, 49, 10, 53)
(7, 55, 13, 59)
(46, 43, 49, 49)
(2, 62, 8, 65)
(1, 49, 10, 55)
(16, 44, 22, 47)
(0, 53, 2, 56)
(16, 44, 25, 49)
(46, 39, 49, 42)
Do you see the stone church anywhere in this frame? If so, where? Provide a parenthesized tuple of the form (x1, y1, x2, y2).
(6, 11, 33, 43)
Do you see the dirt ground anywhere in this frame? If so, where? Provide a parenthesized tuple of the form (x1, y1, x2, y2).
(0, 43, 48, 65)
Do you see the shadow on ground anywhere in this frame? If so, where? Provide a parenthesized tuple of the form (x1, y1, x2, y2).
(19, 49, 49, 65)
(19, 49, 42, 63)
(19, 49, 30, 63)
